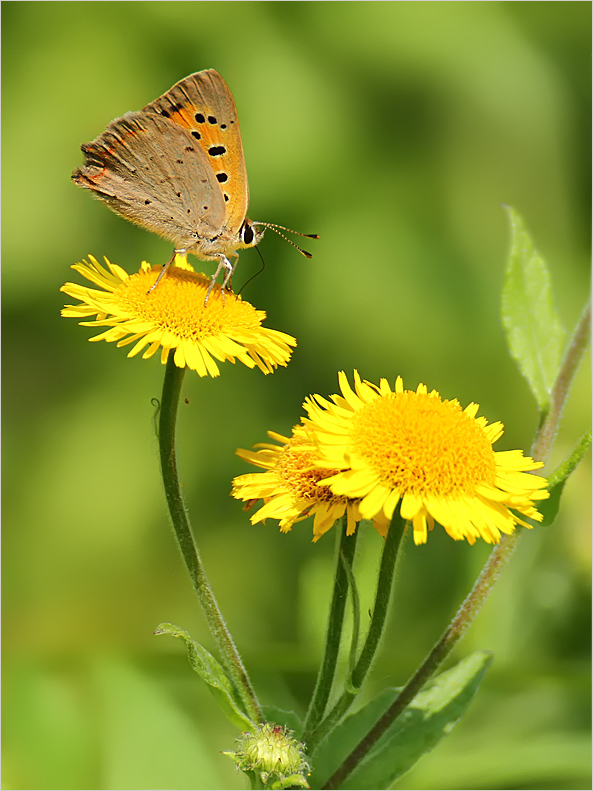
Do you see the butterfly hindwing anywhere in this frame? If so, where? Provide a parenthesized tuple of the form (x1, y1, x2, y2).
(73, 111, 226, 248)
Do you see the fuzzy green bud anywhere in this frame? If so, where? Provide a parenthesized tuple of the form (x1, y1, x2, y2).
(223, 722, 310, 789)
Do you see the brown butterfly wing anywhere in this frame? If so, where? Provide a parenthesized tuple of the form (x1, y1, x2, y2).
(142, 69, 250, 237)
(73, 111, 226, 249)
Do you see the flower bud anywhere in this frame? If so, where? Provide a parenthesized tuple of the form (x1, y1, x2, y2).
(224, 722, 310, 789)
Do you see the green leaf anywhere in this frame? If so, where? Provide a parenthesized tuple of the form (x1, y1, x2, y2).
(154, 623, 255, 732)
(538, 479, 567, 529)
(309, 650, 493, 790)
(501, 206, 566, 411)
(262, 705, 304, 738)
(538, 430, 592, 526)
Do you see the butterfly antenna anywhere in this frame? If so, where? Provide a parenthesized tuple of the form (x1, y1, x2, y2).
(258, 222, 319, 240)
(237, 246, 266, 296)
(253, 222, 319, 258)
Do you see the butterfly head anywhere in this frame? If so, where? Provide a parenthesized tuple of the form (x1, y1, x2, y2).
(237, 218, 265, 251)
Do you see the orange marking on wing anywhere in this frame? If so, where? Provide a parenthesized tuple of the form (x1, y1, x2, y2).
(167, 106, 239, 182)
(168, 107, 196, 130)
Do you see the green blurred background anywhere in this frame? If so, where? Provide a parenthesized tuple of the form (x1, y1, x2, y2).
(2, 2, 591, 789)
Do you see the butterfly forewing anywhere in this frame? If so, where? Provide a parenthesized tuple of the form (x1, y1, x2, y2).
(142, 70, 250, 238)
(73, 112, 226, 248)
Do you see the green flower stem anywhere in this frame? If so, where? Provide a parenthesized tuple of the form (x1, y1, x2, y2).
(546, 429, 592, 490)
(341, 546, 361, 686)
(159, 356, 262, 725)
(532, 299, 591, 464)
(249, 770, 265, 790)
(302, 518, 359, 743)
(307, 514, 406, 754)
(323, 299, 592, 790)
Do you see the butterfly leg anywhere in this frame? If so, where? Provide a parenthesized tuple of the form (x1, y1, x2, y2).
(222, 253, 240, 292)
(146, 248, 187, 294)
(204, 253, 239, 306)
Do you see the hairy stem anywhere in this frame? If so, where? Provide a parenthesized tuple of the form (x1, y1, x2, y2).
(308, 514, 406, 754)
(303, 518, 359, 742)
(158, 356, 262, 724)
(531, 299, 591, 464)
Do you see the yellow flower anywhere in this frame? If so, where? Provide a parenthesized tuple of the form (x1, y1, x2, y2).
(232, 425, 390, 542)
(61, 255, 296, 377)
(303, 371, 549, 546)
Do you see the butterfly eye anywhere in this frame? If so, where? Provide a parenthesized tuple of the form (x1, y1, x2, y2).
(242, 223, 255, 245)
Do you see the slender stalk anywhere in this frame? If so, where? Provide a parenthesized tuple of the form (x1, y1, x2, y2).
(531, 299, 591, 464)
(307, 514, 407, 753)
(302, 518, 358, 741)
(249, 771, 265, 790)
(340, 547, 361, 687)
(324, 299, 591, 789)
(158, 356, 262, 724)
(545, 430, 592, 490)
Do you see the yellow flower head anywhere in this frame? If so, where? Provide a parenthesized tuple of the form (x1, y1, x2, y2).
(303, 371, 549, 546)
(61, 256, 296, 377)
(232, 425, 390, 542)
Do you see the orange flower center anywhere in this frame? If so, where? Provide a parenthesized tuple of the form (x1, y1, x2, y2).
(116, 266, 265, 339)
(351, 392, 496, 496)
(277, 443, 344, 504)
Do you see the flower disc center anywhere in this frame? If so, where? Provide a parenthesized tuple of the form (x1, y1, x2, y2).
(118, 267, 263, 339)
(351, 392, 496, 496)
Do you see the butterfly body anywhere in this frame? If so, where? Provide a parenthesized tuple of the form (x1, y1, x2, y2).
(72, 69, 264, 293)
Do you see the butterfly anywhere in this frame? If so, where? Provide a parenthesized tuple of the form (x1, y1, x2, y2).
(72, 69, 317, 302)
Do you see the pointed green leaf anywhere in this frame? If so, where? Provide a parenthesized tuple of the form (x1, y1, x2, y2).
(501, 206, 565, 410)
(538, 430, 592, 526)
(309, 650, 493, 789)
(154, 623, 255, 732)
(538, 479, 567, 529)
